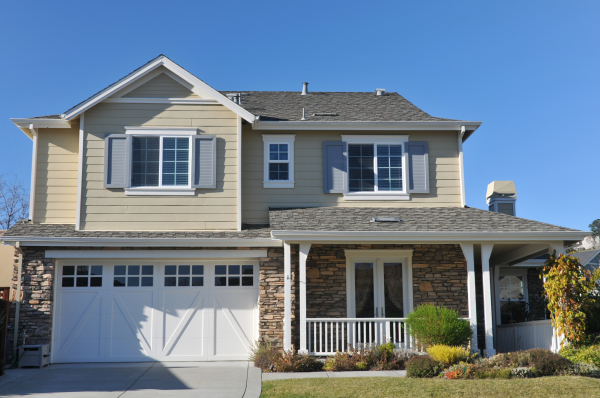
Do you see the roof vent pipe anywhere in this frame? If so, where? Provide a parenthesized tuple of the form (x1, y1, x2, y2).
(376, 88, 385, 96)
(300, 108, 307, 121)
(301, 82, 309, 95)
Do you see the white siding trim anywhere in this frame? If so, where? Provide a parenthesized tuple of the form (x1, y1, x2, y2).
(75, 115, 84, 230)
(125, 127, 198, 135)
(237, 116, 242, 231)
(2, 236, 282, 247)
(254, 120, 481, 131)
(262, 134, 295, 189)
(342, 193, 410, 201)
(124, 188, 196, 196)
(458, 126, 466, 207)
(45, 249, 268, 259)
(104, 98, 217, 105)
(28, 125, 38, 221)
(341, 135, 409, 144)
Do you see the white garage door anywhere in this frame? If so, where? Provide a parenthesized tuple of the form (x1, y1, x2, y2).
(53, 260, 259, 362)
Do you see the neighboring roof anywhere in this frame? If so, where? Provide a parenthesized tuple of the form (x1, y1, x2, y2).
(219, 91, 454, 123)
(571, 249, 600, 266)
(269, 207, 582, 233)
(2, 223, 272, 241)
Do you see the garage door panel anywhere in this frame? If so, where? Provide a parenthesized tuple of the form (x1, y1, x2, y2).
(56, 338, 104, 362)
(160, 291, 207, 360)
(210, 290, 257, 360)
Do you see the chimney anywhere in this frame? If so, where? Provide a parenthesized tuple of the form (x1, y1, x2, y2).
(486, 181, 517, 216)
(376, 88, 385, 96)
(301, 82, 309, 95)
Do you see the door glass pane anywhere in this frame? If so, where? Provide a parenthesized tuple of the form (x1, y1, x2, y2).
(355, 263, 374, 318)
(383, 263, 403, 317)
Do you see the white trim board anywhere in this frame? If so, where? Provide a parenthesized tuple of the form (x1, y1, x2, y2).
(45, 249, 268, 259)
(104, 98, 218, 105)
(253, 120, 482, 132)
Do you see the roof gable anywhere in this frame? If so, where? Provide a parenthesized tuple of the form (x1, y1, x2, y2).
(63, 55, 255, 122)
(120, 69, 200, 99)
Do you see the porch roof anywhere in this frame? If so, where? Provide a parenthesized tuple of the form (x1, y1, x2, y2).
(269, 207, 588, 242)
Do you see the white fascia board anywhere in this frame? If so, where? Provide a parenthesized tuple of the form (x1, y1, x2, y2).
(45, 249, 268, 259)
(103, 98, 218, 105)
(252, 120, 482, 131)
(270, 230, 590, 243)
(62, 56, 256, 123)
(11, 118, 71, 130)
(1, 236, 282, 248)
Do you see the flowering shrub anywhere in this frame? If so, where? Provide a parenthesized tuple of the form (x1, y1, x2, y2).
(560, 344, 600, 367)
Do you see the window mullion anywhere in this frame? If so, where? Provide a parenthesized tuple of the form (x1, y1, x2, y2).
(158, 136, 164, 188)
(373, 144, 379, 192)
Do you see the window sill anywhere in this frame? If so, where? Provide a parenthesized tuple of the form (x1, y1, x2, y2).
(263, 181, 295, 189)
(124, 188, 196, 196)
(343, 192, 410, 201)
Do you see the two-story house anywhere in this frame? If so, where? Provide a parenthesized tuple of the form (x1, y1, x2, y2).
(2, 55, 587, 363)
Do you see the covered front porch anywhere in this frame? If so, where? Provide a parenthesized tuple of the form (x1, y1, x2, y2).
(278, 240, 569, 356)
(268, 207, 587, 356)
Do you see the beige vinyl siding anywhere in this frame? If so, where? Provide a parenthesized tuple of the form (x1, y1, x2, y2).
(81, 103, 238, 231)
(34, 125, 79, 223)
(122, 71, 200, 98)
(242, 128, 461, 224)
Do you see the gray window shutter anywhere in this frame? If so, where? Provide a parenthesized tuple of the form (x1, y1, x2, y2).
(104, 134, 131, 188)
(406, 141, 429, 193)
(192, 135, 216, 189)
(323, 141, 347, 193)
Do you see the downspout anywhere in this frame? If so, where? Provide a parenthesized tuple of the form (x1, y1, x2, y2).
(28, 124, 38, 222)
(12, 242, 23, 361)
(458, 126, 466, 207)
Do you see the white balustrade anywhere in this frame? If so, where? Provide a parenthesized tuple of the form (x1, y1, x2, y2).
(496, 319, 562, 353)
(306, 318, 411, 355)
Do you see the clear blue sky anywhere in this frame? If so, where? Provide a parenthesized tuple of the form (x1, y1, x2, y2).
(1, 1, 598, 231)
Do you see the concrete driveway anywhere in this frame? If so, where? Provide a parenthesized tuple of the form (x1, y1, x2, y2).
(0, 362, 261, 398)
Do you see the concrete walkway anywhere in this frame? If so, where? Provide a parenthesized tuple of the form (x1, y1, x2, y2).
(0, 362, 261, 398)
(263, 369, 406, 380)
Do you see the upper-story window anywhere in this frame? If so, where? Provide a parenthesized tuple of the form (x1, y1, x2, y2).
(262, 134, 295, 188)
(341, 135, 408, 200)
(132, 136, 190, 187)
(104, 127, 216, 195)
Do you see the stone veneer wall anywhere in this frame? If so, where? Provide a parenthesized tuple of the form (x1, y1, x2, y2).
(9, 245, 287, 355)
(303, 244, 469, 321)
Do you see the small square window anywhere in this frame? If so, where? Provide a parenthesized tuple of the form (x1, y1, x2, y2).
(91, 266, 103, 276)
(77, 266, 89, 276)
(141, 277, 153, 287)
(242, 265, 253, 275)
(178, 277, 190, 286)
(63, 266, 75, 276)
(114, 266, 126, 275)
(229, 277, 240, 286)
(242, 277, 253, 286)
(76, 277, 88, 287)
(215, 265, 227, 275)
(179, 265, 190, 275)
(114, 277, 126, 287)
(128, 277, 140, 287)
(215, 276, 227, 286)
(165, 265, 177, 275)
(164, 277, 177, 286)
(62, 277, 74, 287)
(142, 265, 153, 275)
(192, 265, 204, 275)
(90, 277, 102, 287)
(229, 265, 240, 275)
(128, 265, 140, 275)
(192, 277, 203, 286)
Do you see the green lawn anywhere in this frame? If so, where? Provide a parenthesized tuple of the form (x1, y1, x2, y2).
(261, 376, 600, 398)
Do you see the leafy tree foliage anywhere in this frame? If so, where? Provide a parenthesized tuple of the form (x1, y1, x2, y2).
(542, 252, 593, 347)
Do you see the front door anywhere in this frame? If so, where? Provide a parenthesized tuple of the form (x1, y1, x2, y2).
(353, 260, 406, 319)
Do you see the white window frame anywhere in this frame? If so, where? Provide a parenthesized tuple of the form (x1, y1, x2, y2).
(495, 267, 529, 324)
(262, 134, 295, 188)
(345, 249, 414, 318)
(124, 127, 197, 196)
(341, 135, 409, 201)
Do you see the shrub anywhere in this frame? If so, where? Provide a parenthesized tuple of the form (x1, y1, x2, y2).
(426, 344, 472, 366)
(560, 344, 600, 367)
(249, 341, 279, 371)
(405, 355, 445, 378)
(274, 350, 323, 372)
(405, 304, 473, 348)
(527, 349, 571, 376)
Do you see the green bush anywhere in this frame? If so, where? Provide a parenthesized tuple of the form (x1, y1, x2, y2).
(274, 350, 323, 372)
(560, 344, 600, 367)
(405, 304, 473, 348)
(527, 349, 571, 376)
(405, 355, 445, 378)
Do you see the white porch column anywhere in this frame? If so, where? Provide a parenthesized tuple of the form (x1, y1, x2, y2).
(283, 242, 292, 352)
(299, 243, 311, 353)
(460, 243, 478, 352)
(548, 241, 566, 256)
(481, 243, 496, 356)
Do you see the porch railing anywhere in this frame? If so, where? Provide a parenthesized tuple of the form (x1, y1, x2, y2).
(496, 319, 563, 353)
(306, 318, 412, 355)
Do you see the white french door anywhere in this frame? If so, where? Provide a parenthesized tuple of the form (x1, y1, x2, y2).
(346, 250, 413, 319)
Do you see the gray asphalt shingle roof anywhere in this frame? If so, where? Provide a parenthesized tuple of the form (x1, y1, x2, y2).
(268, 207, 581, 233)
(3, 223, 272, 239)
(572, 249, 600, 265)
(220, 91, 455, 122)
